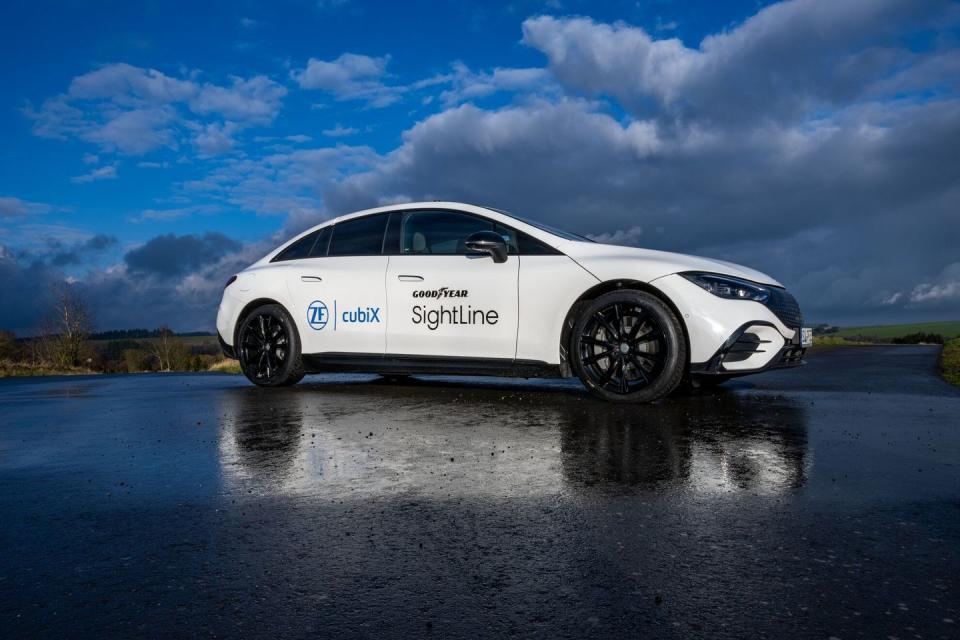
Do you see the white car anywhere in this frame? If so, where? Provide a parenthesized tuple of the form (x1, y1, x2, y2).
(217, 202, 810, 402)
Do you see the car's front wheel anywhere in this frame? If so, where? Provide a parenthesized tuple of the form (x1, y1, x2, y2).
(570, 290, 686, 403)
(237, 304, 305, 387)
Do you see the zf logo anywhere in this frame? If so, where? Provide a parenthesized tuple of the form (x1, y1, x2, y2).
(307, 300, 329, 330)
(307, 300, 381, 331)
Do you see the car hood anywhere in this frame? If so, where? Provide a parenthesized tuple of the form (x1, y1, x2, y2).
(558, 241, 783, 287)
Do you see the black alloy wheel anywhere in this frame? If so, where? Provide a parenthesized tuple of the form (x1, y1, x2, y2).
(571, 290, 686, 403)
(237, 304, 305, 387)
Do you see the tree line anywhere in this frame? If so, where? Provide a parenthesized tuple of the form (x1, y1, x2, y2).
(0, 284, 223, 375)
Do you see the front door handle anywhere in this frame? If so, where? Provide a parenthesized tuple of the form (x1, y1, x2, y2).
(397, 275, 423, 282)
(300, 275, 322, 282)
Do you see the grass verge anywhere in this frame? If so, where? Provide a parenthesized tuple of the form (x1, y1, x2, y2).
(940, 338, 960, 388)
(0, 361, 96, 377)
(208, 358, 242, 374)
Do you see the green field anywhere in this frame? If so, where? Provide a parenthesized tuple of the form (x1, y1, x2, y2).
(834, 321, 960, 339)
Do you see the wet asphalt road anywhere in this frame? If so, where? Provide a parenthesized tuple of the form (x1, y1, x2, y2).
(1, 346, 958, 639)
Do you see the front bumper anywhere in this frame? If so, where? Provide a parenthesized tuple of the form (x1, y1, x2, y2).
(689, 321, 806, 376)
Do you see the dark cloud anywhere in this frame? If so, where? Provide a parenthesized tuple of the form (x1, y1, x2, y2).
(0, 248, 64, 333)
(49, 234, 119, 266)
(124, 232, 241, 278)
(5, 0, 958, 332)
(520, 2, 954, 127)
(0, 231, 256, 334)
(319, 2, 960, 323)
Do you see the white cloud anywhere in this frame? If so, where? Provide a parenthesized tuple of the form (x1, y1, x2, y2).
(192, 121, 241, 157)
(70, 165, 118, 184)
(292, 53, 401, 107)
(134, 204, 222, 222)
(84, 107, 177, 155)
(68, 62, 196, 103)
(908, 263, 960, 304)
(177, 144, 378, 229)
(0, 196, 55, 217)
(322, 125, 359, 137)
(82, 153, 99, 165)
(189, 75, 286, 124)
(25, 63, 287, 157)
(588, 226, 644, 246)
(436, 62, 554, 106)
(285, 134, 313, 143)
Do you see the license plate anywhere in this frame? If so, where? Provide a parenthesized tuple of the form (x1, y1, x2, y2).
(800, 327, 813, 347)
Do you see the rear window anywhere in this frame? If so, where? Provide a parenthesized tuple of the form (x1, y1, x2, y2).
(273, 229, 320, 262)
(328, 214, 389, 256)
(271, 226, 332, 262)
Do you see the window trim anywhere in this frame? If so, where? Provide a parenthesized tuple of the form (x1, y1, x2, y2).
(271, 207, 565, 262)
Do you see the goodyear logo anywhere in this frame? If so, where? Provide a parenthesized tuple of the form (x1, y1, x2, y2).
(307, 300, 381, 331)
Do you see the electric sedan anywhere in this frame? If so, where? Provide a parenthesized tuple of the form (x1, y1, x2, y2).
(217, 202, 810, 402)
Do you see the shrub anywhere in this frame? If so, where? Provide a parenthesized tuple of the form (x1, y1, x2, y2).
(891, 332, 945, 345)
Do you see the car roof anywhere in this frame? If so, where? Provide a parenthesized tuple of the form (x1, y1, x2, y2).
(259, 201, 571, 264)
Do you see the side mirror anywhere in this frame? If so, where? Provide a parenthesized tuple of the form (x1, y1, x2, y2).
(464, 230, 509, 263)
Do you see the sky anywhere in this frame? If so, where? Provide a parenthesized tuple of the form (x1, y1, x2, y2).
(1, 0, 959, 334)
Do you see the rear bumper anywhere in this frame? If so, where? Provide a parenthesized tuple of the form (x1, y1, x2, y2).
(689, 321, 806, 377)
(218, 332, 236, 359)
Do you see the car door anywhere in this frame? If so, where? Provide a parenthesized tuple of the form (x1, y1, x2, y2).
(385, 209, 519, 360)
(284, 213, 389, 356)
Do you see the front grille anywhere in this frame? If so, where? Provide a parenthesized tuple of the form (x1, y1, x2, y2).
(765, 288, 803, 328)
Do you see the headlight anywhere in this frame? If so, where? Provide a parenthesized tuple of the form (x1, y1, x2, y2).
(681, 272, 771, 303)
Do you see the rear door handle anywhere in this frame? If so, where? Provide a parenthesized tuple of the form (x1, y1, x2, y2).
(397, 275, 423, 282)
(300, 275, 322, 282)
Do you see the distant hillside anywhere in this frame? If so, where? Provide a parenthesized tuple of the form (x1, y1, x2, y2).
(834, 321, 960, 339)
(89, 329, 214, 341)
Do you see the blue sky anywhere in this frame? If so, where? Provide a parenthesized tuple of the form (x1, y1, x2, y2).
(1, 0, 959, 332)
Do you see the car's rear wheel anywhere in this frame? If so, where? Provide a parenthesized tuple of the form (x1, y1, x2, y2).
(237, 304, 305, 387)
(571, 290, 686, 403)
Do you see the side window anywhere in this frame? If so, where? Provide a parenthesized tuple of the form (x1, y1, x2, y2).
(272, 229, 321, 262)
(328, 213, 389, 256)
(401, 210, 494, 255)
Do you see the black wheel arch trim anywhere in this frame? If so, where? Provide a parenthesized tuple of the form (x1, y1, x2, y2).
(232, 298, 289, 347)
(558, 279, 690, 378)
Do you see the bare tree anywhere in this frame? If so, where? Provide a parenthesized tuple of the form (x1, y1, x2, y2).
(150, 326, 186, 372)
(0, 329, 19, 361)
(42, 284, 93, 368)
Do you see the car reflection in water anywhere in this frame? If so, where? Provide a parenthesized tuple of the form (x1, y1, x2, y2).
(217, 376, 809, 500)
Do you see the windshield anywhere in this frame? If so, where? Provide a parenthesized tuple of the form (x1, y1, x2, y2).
(484, 207, 595, 242)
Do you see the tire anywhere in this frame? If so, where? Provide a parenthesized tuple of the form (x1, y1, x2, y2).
(237, 304, 305, 387)
(570, 290, 686, 403)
